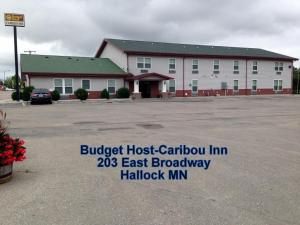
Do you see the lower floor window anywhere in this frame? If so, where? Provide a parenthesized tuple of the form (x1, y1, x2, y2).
(252, 80, 257, 91)
(169, 79, 175, 93)
(54, 78, 73, 94)
(107, 80, 116, 94)
(233, 80, 239, 91)
(192, 80, 198, 93)
(274, 80, 282, 91)
(82, 79, 90, 90)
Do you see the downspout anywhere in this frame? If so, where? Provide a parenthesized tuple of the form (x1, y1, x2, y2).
(245, 59, 248, 95)
(183, 57, 185, 97)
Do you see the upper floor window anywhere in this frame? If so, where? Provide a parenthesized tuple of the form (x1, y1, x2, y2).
(169, 58, 176, 70)
(192, 59, 199, 70)
(234, 61, 239, 71)
(137, 57, 151, 69)
(213, 60, 219, 71)
(253, 61, 258, 71)
(275, 62, 283, 71)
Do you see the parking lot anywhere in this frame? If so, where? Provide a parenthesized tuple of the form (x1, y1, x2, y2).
(1, 95, 300, 225)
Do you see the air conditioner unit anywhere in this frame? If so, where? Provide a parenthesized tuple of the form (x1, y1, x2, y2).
(140, 69, 148, 73)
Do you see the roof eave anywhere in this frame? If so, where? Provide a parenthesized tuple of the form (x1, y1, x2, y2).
(23, 72, 130, 78)
(125, 51, 297, 61)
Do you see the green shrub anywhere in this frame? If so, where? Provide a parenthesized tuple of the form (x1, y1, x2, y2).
(51, 90, 60, 101)
(116, 87, 130, 98)
(101, 89, 110, 99)
(11, 91, 23, 101)
(22, 86, 35, 101)
(74, 88, 88, 100)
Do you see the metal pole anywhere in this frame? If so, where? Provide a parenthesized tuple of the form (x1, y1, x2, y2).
(13, 26, 20, 101)
(297, 69, 299, 94)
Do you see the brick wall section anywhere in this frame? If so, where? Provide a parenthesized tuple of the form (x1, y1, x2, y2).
(68, 91, 101, 99)
(175, 88, 292, 96)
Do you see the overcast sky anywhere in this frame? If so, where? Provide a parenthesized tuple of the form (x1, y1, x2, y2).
(1, 0, 300, 79)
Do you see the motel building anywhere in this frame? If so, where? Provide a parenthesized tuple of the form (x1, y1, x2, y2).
(21, 38, 297, 99)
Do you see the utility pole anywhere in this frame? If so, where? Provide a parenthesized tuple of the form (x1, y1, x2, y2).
(3, 70, 11, 83)
(297, 69, 300, 94)
(24, 50, 36, 54)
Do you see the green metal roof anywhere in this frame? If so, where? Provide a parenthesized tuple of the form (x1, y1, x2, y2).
(100, 38, 297, 61)
(21, 54, 126, 74)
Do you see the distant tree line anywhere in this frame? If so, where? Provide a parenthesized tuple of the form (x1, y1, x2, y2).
(293, 68, 300, 94)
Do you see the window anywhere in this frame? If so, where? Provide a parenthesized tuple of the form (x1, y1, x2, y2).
(252, 80, 257, 91)
(192, 79, 198, 93)
(107, 80, 116, 94)
(253, 61, 258, 71)
(169, 58, 176, 70)
(233, 80, 239, 91)
(137, 57, 151, 69)
(274, 80, 283, 91)
(54, 78, 73, 94)
(54, 79, 63, 94)
(169, 79, 176, 93)
(275, 62, 283, 71)
(64, 78, 73, 94)
(192, 59, 199, 70)
(234, 61, 239, 71)
(82, 80, 90, 90)
(213, 60, 219, 71)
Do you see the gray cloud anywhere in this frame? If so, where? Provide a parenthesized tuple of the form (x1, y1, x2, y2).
(0, 0, 300, 78)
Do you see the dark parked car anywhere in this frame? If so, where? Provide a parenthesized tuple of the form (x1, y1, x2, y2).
(30, 88, 52, 104)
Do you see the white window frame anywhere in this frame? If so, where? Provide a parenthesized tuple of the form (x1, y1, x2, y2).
(107, 79, 116, 94)
(136, 57, 151, 69)
(273, 79, 283, 91)
(253, 61, 258, 72)
(213, 59, 220, 71)
(252, 80, 257, 91)
(191, 79, 198, 93)
(53, 78, 63, 94)
(233, 79, 239, 91)
(169, 58, 176, 70)
(168, 79, 176, 93)
(233, 60, 239, 71)
(64, 78, 73, 94)
(275, 62, 283, 71)
(192, 59, 199, 71)
(81, 79, 91, 90)
(53, 78, 73, 95)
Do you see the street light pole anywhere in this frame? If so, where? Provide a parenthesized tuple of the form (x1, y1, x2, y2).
(297, 70, 300, 94)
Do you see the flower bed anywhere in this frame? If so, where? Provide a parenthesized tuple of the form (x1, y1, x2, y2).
(0, 110, 26, 183)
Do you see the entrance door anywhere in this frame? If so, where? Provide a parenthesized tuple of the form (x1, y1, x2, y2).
(140, 81, 151, 98)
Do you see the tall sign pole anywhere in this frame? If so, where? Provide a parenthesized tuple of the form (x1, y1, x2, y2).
(4, 13, 25, 101)
(14, 26, 20, 100)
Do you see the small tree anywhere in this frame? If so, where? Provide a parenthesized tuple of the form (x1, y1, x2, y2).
(101, 89, 110, 99)
(22, 86, 35, 101)
(51, 90, 60, 101)
(74, 88, 88, 100)
(116, 87, 130, 98)
(11, 91, 23, 101)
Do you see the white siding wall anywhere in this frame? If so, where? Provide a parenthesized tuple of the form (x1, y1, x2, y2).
(100, 43, 128, 72)
(30, 77, 124, 93)
(128, 55, 184, 91)
(127, 56, 293, 92)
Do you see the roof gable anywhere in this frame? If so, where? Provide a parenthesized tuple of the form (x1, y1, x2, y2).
(96, 38, 297, 61)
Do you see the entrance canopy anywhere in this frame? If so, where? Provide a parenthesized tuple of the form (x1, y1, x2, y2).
(126, 72, 174, 81)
